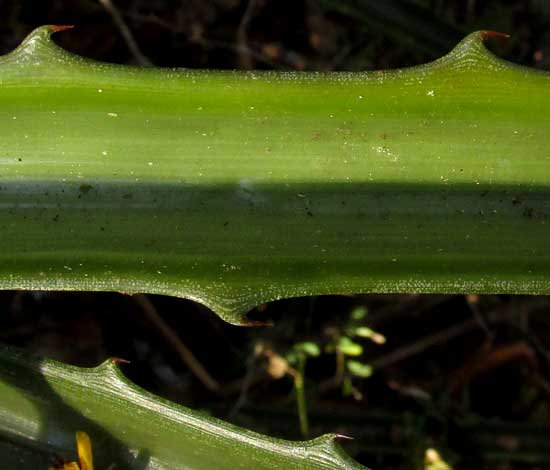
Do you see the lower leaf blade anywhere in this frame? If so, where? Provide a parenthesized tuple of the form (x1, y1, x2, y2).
(0, 345, 366, 470)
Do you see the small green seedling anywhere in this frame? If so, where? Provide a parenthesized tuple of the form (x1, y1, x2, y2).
(325, 306, 386, 399)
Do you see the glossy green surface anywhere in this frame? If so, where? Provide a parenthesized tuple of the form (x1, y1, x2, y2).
(1, 27, 550, 325)
(0, 345, 363, 469)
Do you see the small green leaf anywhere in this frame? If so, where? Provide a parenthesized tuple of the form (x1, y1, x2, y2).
(347, 361, 373, 378)
(425, 448, 453, 470)
(337, 337, 363, 356)
(353, 327, 386, 344)
(285, 351, 298, 365)
(294, 341, 321, 357)
(350, 307, 368, 322)
(354, 326, 373, 337)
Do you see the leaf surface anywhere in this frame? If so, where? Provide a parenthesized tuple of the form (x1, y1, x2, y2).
(0, 345, 364, 469)
(0, 27, 549, 326)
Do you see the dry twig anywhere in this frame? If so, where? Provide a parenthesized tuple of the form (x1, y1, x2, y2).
(132, 294, 220, 392)
(236, 0, 258, 69)
(98, 0, 152, 66)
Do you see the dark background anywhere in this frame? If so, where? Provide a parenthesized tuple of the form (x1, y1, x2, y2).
(2, 0, 550, 70)
(1, 1, 550, 469)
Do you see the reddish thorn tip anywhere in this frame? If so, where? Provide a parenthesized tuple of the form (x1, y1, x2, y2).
(51, 25, 74, 33)
(334, 434, 354, 441)
(111, 357, 131, 365)
(482, 31, 510, 40)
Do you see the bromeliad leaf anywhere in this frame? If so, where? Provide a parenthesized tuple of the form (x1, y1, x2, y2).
(0, 27, 549, 324)
(0, 345, 364, 470)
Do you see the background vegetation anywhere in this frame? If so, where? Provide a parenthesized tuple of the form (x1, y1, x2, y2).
(1, 1, 550, 468)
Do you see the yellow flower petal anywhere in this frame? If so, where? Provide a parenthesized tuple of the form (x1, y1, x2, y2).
(76, 431, 94, 470)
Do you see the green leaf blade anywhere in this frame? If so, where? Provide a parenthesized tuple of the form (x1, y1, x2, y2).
(0, 345, 365, 469)
(1, 27, 550, 326)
